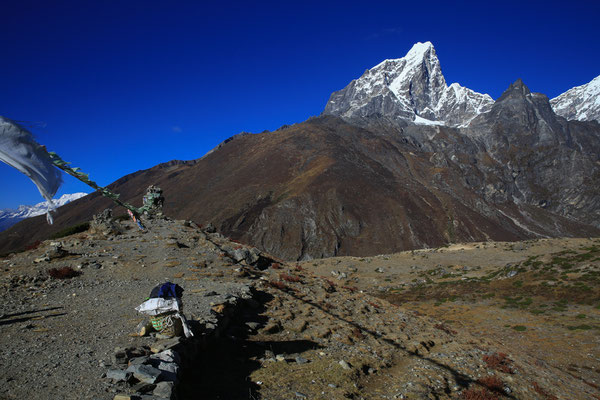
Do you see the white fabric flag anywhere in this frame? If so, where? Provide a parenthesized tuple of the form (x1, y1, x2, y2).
(135, 298, 194, 337)
(0, 116, 62, 223)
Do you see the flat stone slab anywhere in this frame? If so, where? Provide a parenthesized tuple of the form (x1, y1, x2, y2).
(126, 364, 163, 384)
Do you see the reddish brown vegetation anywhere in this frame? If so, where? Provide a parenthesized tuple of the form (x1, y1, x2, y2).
(323, 278, 336, 287)
(434, 323, 457, 335)
(351, 327, 365, 340)
(367, 301, 381, 309)
(584, 380, 600, 390)
(271, 262, 282, 269)
(48, 266, 81, 279)
(268, 280, 288, 290)
(462, 387, 498, 400)
(322, 278, 336, 293)
(478, 376, 503, 391)
(279, 273, 301, 283)
(483, 352, 514, 374)
(532, 382, 558, 400)
(294, 264, 304, 271)
(342, 285, 358, 292)
(25, 241, 42, 251)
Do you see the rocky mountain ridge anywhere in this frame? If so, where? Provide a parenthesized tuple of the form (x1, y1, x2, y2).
(1, 79, 598, 261)
(1, 44, 599, 261)
(324, 41, 599, 127)
(551, 74, 600, 122)
(323, 42, 495, 127)
(0, 192, 88, 232)
(465, 78, 600, 232)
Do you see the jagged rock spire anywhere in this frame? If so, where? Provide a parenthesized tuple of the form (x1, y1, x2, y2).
(323, 42, 494, 127)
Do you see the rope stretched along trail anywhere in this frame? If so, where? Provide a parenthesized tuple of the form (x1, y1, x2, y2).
(48, 152, 146, 229)
(0, 117, 149, 228)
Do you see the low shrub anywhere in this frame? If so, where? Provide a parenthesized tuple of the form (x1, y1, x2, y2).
(25, 241, 42, 251)
(566, 324, 592, 330)
(351, 327, 365, 340)
(323, 278, 336, 287)
(478, 376, 503, 391)
(48, 266, 81, 279)
(483, 352, 513, 374)
(434, 323, 457, 335)
(268, 280, 287, 290)
(367, 300, 381, 309)
(462, 387, 498, 400)
(532, 381, 558, 400)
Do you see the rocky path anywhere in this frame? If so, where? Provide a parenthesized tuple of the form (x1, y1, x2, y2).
(0, 218, 256, 400)
(1, 216, 598, 399)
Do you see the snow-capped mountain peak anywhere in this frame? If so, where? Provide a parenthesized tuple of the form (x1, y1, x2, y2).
(0, 192, 88, 231)
(323, 42, 494, 127)
(372, 41, 435, 68)
(550, 75, 600, 123)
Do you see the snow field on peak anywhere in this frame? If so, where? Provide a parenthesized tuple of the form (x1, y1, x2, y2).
(413, 115, 445, 126)
(550, 75, 600, 122)
(0, 192, 88, 220)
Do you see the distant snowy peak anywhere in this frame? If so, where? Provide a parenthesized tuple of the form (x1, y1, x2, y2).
(550, 75, 600, 123)
(0, 192, 88, 231)
(323, 41, 494, 127)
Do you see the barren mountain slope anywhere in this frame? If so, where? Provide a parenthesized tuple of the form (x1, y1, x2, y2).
(2, 114, 598, 260)
(2, 104, 600, 261)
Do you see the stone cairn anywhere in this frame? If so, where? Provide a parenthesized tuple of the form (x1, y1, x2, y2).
(90, 208, 124, 237)
(142, 185, 165, 219)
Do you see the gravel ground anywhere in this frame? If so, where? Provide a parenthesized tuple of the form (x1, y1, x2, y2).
(1, 217, 598, 399)
(0, 218, 256, 400)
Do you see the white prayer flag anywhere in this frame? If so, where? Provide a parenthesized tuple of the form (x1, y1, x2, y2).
(0, 116, 62, 223)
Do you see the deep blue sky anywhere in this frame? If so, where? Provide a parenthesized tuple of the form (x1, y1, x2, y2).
(1, 0, 598, 208)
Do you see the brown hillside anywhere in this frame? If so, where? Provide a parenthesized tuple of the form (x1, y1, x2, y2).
(1, 115, 599, 260)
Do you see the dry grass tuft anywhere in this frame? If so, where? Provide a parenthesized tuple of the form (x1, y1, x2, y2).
(532, 382, 558, 400)
(164, 260, 180, 268)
